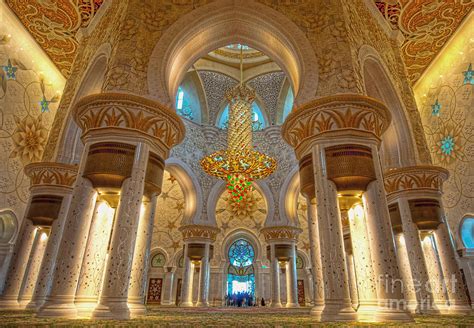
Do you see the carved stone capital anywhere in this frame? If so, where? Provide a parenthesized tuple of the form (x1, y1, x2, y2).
(282, 94, 391, 158)
(73, 92, 185, 157)
(24, 162, 78, 192)
(179, 224, 220, 242)
(260, 226, 302, 242)
(384, 165, 449, 199)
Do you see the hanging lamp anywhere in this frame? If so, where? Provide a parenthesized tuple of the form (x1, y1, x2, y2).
(200, 47, 276, 202)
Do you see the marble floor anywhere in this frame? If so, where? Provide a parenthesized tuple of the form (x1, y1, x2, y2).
(0, 307, 472, 327)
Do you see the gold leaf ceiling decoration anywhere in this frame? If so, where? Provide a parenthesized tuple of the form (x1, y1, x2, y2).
(375, 0, 473, 83)
(5, 0, 105, 76)
(5, 1, 473, 83)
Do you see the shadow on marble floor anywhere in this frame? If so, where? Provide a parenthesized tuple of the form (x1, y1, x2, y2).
(0, 307, 472, 327)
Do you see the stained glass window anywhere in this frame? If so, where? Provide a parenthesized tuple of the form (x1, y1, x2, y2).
(178, 255, 184, 268)
(461, 217, 474, 249)
(218, 103, 265, 131)
(229, 239, 255, 267)
(296, 255, 304, 269)
(227, 239, 255, 296)
(151, 252, 166, 268)
(175, 86, 194, 120)
(226, 44, 250, 50)
(282, 87, 294, 122)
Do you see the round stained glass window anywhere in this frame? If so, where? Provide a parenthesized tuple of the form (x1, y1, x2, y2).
(229, 239, 255, 268)
(151, 253, 166, 268)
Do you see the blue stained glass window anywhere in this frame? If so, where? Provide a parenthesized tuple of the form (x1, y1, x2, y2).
(461, 217, 474, 249)
(282, 87, 294, 122)
(229, 239, 255, 267)
(226, 44, 250, 50)
(175, 86, 194, 121)
(227, 239, 255, 297)
(218, 103, 265, 131)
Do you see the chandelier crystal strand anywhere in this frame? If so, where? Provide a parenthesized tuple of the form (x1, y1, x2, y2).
(200, 47, 276, 202)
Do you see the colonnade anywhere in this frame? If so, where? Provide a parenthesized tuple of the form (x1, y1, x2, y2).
(178, 225, 219, 307)
(0, 163, 76, 310)
(0, 93, 185, 320)
(0, 94, 471, 323)
(282, 94, 471, 322)
(384, 166, 471, 315)
(261, 226, 301, 308)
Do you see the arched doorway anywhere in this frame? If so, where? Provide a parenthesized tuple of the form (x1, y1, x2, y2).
(226, 239, 256, 305)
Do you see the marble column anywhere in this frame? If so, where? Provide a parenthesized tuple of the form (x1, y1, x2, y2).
(421, 233, 449, 313)
(162, 269, 175, 306)
(74, 200, 115, 317)
(394, 233, 419, 313)
(18, 228, 49, 307)
(433, 222, 471, 314)
(286, 243, 299, 307)
(196, 242, 210, 307)
(362, 144, 412, 321)
(180, 243, 194, 307)
(0, 220, 37, 309)
(346, 253, 358, 310)
(307, 270, 315, 306)
(347, 203, 378, 321)
(128, 194, 158, 316)
(92, 142, 150, 320)
(270, 243, 282, 308)
(38, 144, 98, 318)
(26, 194, 73, 310)
(306, 198, 324, 311)
(312, 146, 357, 321)
(398, 198, 438, 313)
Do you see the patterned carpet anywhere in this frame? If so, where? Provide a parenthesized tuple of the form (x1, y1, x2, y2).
(0, 307, 472, 327)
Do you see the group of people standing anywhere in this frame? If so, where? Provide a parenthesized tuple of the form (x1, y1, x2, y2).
(225, 292, 264, 307)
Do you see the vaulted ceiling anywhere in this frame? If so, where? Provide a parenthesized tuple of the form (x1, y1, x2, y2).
(5, 0, 473, 83)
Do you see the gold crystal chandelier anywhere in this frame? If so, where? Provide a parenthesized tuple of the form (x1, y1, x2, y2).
(200, 47, 276, 202)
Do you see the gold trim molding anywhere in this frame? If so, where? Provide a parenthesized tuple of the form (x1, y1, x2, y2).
(282, 94, 391, 158)
(25, 162, 78, 190)
(260, 226, 302, 242)
(179, 224, 220, 242)
(73, 93, 185, 152)
(384, 165, 449, 197)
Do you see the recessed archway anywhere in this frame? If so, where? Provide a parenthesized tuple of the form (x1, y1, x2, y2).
(147, 0, 318, 107)
(359, 46, 418, 168)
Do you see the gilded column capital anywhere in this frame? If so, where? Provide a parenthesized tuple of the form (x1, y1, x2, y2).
(24, 162, 78, 192)
(73, 92, 185, 158)
(23, 162, 77, 226)
(260, 225, 302, 243)
(282, 94, 391, 159)
(384, 165, 449, 200)
(179, 224, 220, 242)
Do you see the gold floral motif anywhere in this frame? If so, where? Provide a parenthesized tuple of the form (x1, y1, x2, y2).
(73, 93, 185, 149)
(225, 192, 260, 219)
(384, 165, 449, 196)
(179, 224, 220, 242)
(260, 226, 302, 242)
(282, 94, 391, 149)
(24, 162, 78, 188)
(10, 115, 48, 164)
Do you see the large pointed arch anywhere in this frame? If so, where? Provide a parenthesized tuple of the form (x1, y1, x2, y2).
(147, 0, 318, 108)
(359, 45, 419, 169)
